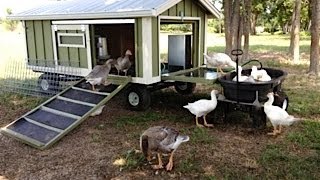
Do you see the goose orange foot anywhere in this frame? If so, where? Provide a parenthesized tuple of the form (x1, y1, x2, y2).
(166, 161, 173, 171)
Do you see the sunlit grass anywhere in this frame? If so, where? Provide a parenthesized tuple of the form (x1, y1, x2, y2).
(207, 33, 311, 55)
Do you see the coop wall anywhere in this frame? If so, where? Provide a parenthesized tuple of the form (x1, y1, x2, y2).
(24, 20, 88, 69)
(25, 20, 54, 67)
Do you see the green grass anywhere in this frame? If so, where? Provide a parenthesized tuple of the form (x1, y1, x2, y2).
(259, 144, 320, 179)
(113, 149, 145, 171)
(0, 92, 45, 110)
(258, 121, 320, 179)
(115, 110, 166, 128)
(175, 149, 203, 173)
(287, 121, 320, 149)
(187, 127, 215, 145)
(207, 33, 311, 56)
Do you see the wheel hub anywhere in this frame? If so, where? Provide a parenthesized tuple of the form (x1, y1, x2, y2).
(40, 79, 49, 91)
(128, 92, 139, 106)
(282, 99, 288, 110)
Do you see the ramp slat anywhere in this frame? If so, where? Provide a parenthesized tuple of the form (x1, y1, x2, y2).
(45, 99, 92, 116)
(6, 118, 59, 144)
(26, 109, 77, 130)
(24, 117, 63, 133)
(1, 76, 131, 149)
(57, 96, 96, 107)
(1, 128, 45, 147)
(41, 106, 82, 120)
(72, 86, 111, 96)
(61, 88, 106, 104)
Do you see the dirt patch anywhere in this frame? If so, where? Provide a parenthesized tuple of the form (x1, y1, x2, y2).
(0, 88, 296, 179)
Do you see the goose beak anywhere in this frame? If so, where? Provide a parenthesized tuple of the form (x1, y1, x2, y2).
(274, 92, 279, 97)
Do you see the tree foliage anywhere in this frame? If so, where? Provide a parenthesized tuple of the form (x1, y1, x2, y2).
(2, 8, 19, 31)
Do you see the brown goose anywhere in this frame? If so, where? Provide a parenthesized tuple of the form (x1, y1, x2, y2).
(140, 126, 189, 171)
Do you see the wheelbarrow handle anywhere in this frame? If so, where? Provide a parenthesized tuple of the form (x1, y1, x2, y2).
(231, 49, 243, 56)
(241, 59, 263, 69)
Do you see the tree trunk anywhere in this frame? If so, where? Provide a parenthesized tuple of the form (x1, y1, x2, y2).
(224, 0, 233, 55)
(289, 0, 301, 63)
(242, 0, 252, 61)
(231, 0, 241, 51)
(309, 0, 320, 75)
(251, 13, 258, 35)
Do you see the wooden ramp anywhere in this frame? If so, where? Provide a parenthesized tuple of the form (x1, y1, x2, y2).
(1, 76, 131, 150)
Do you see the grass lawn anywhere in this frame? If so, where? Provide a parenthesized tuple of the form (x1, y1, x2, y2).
(0, 28, 319, 179)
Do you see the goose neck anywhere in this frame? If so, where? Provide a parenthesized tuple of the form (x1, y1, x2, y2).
(265, 95, 274, 106)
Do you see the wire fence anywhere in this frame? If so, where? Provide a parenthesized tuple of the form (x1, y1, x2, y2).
(0, 58, 83, 97)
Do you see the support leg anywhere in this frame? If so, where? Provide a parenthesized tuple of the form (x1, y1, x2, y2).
(92, 85, 96, 91)
(203, 115, 214, 127)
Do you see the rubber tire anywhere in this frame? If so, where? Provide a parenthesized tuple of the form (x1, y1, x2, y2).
(38, 74, 60, 93)
(126, 85, 151, 111)
(273, 91, 289, 111)
(174, 82, 196, 95)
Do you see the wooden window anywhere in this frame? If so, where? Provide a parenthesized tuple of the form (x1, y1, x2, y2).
(57, 33, 85, 48)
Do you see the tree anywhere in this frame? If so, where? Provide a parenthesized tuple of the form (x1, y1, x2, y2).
(3, 8, 18, 31)
(242, 0, 251, 60)
(223, 0, 233, 55)
(309, 0, 319, 75)
(289, 0, 301, 63)
(222, 0, 252, 62)
(251, 0, 268, 35)
(231, 0, 241, 51)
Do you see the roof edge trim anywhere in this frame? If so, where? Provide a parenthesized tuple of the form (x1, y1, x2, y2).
(7, 10, 154, 21)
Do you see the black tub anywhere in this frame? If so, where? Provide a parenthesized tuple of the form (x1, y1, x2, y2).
(218, 68, 287, 103)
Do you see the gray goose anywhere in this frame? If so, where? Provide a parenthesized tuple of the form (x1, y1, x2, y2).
(140, 126, 189, 171)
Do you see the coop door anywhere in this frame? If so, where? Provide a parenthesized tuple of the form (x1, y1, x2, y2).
(52, 24, 92, 76)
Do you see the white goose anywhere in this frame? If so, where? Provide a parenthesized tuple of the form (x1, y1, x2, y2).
(203, 53, 236, 74)
(264, 92, 300, 136)
(251, 66, 271, 81)
(183, 90, 218, 127)
(140, 126, 189, 171)
(232, 66, 255, 82)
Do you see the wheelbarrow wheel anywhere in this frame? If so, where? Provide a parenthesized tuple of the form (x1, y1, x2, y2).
(273, 91, 289, 111)
(174, 82, 196, 95)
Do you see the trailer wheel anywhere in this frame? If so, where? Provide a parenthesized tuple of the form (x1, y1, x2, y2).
(126, 85, 151, 111)
(174, 82, 196, 95)
(273, 91, 289, 111)
(38, 74, 60, 92)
